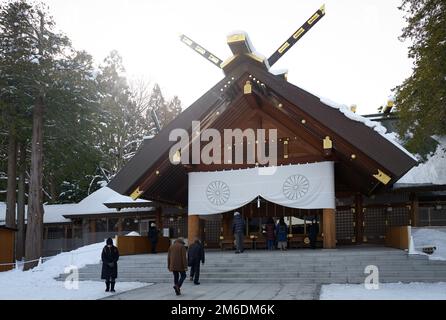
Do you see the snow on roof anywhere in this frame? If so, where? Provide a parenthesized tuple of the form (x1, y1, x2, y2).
(397, 137, 446, 185)
(0, 186, 153, 224)
(270, 69, 288, 76)
(65, 186, 152, 216)
(319, 97, 417, 161)
(0, 202, 73, 224)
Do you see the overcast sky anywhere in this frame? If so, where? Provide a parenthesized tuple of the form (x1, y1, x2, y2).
(42, 0, 413, 115)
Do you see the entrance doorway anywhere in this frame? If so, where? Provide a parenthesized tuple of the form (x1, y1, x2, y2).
(218, 198, 323, 250)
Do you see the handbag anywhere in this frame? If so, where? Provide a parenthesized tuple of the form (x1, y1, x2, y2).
(107, 262, 115, 268)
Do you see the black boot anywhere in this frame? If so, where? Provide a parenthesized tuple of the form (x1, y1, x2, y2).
(105, 281, 110, 292)
(110, 281, 116, 292)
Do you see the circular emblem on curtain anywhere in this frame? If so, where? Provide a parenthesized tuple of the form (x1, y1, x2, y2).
(283, 174, 310, 200)
(206, 181, 230, 206)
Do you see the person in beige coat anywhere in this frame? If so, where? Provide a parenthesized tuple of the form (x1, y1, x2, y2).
(167, 238, 188, 295)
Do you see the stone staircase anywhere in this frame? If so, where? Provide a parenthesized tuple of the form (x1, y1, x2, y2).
(57, 246, 446, 285)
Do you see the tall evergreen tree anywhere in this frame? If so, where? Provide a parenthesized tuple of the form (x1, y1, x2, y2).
(96, 50, 146, 175)
(0, 0, 100, 267)
(146, 84, 181, 130)
(394, 0, 446, 155)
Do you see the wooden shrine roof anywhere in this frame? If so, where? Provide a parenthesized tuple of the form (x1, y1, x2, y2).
(108, 60, 417, 206)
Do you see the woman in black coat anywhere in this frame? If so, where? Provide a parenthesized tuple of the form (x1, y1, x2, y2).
(101, 238, 120, 292)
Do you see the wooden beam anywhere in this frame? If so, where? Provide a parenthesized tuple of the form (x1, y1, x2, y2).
(323, 208, 336, 249)
(355, 193, 363, 244)
(410, 193, 419, 227)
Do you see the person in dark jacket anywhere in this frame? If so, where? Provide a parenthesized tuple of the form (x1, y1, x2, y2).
(188, 237, 205, 285)
(148, 223, 159, 253)
(276, 218, 288, 251)
(232, 212, 245, 253)
(308, 219, 320, 249)
(101, 238, 119, 292)
(167, 238, 188, 295)
(265, 218, 276, 250)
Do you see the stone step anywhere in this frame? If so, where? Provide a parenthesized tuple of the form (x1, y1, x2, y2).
(55, 248, 446, 286)
(57, 275, 446, 285)
(85, 261, 431, 268)
(78, 268, 439, 277)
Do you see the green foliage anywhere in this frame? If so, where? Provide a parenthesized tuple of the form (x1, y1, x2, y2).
(0, 1, 183, 203)
(394, 0, 446, 156)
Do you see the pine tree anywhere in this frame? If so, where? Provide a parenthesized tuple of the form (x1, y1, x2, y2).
(96, 51, 146, 174)
(0, 0, 101, 268)
(146, 84, 182, 130)
(394, 0, 446, 155)
(165, 96, 182, 126)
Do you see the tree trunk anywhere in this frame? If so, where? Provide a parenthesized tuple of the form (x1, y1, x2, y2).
(25, 96, 45, 270)
(5, 128, 17, 229)
(16, 143, 27, 261)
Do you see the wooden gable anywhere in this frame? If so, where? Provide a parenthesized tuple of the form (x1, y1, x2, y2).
(108, 61, 416, 206)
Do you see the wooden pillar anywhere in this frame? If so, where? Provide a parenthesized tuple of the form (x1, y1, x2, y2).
(355, 193, 363, 244)
(323, 208, 336, 249)
(64, 225, 68, 252)
(188, 215, 200, 246)
(410, 193, 419, 227)
(82, 218, 89, 245)
(89, 219, 96, 244)
(155, 206, 163, 229)
(117, 218, 123, 234)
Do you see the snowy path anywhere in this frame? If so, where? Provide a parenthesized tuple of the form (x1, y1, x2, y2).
(320, 282, 446, 300)
(0, 241, 147, 300)
(103, 282, 319, 300)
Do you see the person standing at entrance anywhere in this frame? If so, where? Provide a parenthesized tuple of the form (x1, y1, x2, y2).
(101, 238, 120, 292)
(308, 219, 319, 249)
(167, 238, 188, 295)
(265, 218, 276, 250)
(148, 223, 159, 253)
(188, 237, 205, 285)
(276, 218, 288, 251)
(232, 212, 245, 254)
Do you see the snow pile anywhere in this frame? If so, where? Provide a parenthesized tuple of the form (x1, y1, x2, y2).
(320, 282, 446, 300)
(0, 241, 147, 300)
(398, 137, 446, 184)
(410, 227, 446, 261)
(125, 231, 141, 236)
(320, 97, 417, 160)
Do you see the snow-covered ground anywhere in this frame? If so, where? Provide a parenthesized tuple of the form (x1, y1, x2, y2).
(321, 227, 446, 300)
(411, 227, 446, 261)
(0, 241, 148, 300)
(320, 282, 446, 300)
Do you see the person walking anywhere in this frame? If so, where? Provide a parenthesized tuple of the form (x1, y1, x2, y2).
(148, 223, 159, 254)
(276, 218, 288, 251)
(101, 238, 120, 292)
(188, 237, 205, 285)
(308, 218, 320, 249)
(167, 238, 188, 295)
(265, 218, 276, 250)
(232, 211, 245, 254)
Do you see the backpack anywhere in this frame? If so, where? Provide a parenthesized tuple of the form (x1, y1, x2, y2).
(278, 224, 287, 234)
